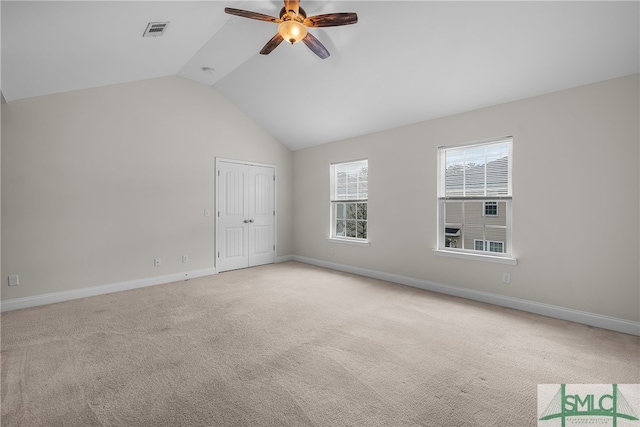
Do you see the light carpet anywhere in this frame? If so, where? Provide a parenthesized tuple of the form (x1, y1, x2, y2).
(1, 261, 638, 426)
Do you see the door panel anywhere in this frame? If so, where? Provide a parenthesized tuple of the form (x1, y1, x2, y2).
(248, 165, 275, 267)
(224, 228, 245, 258)
(251, 225, 271, 254)
(253, 173, 271, 215)
(216, 161, 275, 272)
(225, 170, 245, 216)
(217, 163, 249, 272)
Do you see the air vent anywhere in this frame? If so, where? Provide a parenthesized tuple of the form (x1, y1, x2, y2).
(143, 22, 169, 37)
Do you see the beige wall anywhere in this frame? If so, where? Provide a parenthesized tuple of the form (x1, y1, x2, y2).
(1, 76, 293, 300)
(2, 73, 638, 323)
(293, 74, 640, 322)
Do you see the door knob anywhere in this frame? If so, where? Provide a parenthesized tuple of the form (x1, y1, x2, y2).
(243, 219, 249, 223)
(249, 219, 254, 223)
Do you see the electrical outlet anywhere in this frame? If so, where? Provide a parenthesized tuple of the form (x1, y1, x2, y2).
(182, 255, 188, 263)
(154, 258, 161, 267)
(8, 275, 19, 286)
(329, 247, 334, 255)
(502, 273, 511, 284)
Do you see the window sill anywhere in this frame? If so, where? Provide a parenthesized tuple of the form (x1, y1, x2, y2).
(327, 237, 370, 247)
(433, 249, 517, 265)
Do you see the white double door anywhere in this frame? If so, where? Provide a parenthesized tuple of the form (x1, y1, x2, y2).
(216, 160, 275, 272)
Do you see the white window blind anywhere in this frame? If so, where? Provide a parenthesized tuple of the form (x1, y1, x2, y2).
(443, 138, 512, 198)
(332, 160, 368, 202)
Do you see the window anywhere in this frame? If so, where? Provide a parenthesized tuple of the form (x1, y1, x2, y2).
(484, 201, 498, 217)
(331, 159, 368, 241)
(437, 138, 512, 257)
(474, 239, 504, 253)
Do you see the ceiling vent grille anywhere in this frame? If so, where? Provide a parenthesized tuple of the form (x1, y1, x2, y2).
(143, 22, 169, 37)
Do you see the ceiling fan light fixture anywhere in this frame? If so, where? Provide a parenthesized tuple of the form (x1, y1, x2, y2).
(278, 20, 307, 44)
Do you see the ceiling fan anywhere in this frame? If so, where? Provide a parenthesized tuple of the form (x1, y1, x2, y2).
(224, 0, 358, 59)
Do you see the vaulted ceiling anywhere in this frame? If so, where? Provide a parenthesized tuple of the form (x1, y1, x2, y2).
(2, 1, 639, 151)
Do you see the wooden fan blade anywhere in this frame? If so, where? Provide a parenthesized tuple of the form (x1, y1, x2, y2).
(302, 32, 330, 59)
(284, 0, 300, 15)
(303, 12, 358, 28)
(260, 33, 284, 55)
(224, 8, 281, 23)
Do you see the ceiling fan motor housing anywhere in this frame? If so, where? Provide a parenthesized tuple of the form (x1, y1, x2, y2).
(280, 6, 306, 21)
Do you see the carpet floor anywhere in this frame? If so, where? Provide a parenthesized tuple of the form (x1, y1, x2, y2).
(1, 261, 639, 426)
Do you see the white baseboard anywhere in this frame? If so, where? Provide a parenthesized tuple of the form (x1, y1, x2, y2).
(276, 255, 294, 263)
(0, 268, 218, 313)
(4, 258, 638, 337)
(292, 255, 640, 337)
(1, 258, 292, 312)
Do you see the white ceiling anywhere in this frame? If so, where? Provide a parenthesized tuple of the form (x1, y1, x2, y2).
(2, 1, 639, 151)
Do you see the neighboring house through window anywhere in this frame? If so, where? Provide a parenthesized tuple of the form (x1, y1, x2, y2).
(437, 137, 512, 257)
(330, 159, 368, 241)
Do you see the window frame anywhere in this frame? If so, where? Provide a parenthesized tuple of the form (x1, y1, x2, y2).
(329, 159, 369, 244)
(435, 137, 516, 265)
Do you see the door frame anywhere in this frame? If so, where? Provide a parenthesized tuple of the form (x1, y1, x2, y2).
(215, 157, 277, 272)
